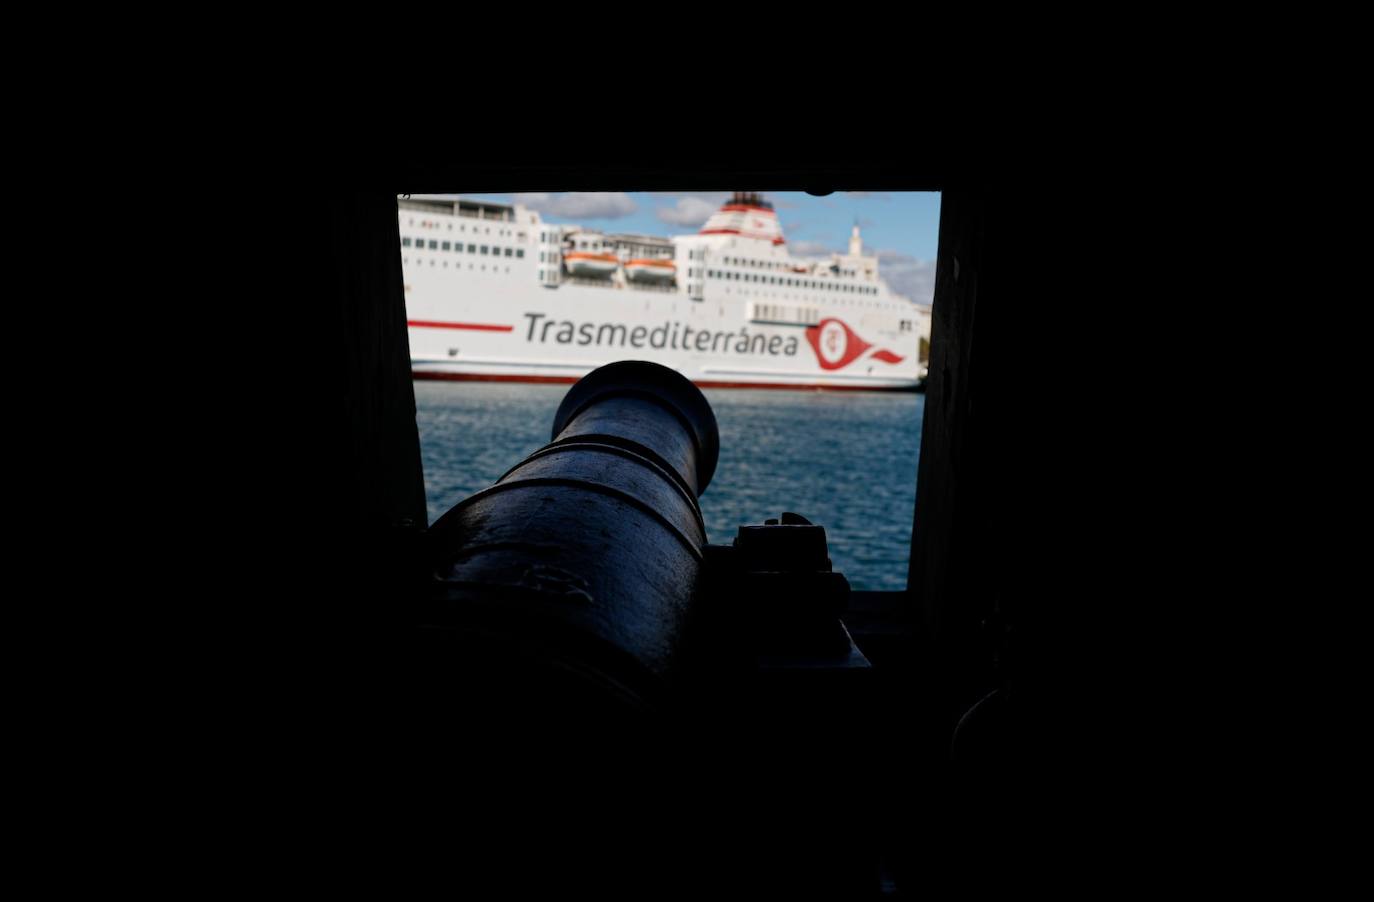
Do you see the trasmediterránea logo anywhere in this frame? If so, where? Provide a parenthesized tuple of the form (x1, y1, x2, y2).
(804, 318, 906, 370)
(523, 313, 801, 358)
(521, 313, 906, 370)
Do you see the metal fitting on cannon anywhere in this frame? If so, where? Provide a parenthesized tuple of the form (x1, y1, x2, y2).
(700, 512, 862, 663)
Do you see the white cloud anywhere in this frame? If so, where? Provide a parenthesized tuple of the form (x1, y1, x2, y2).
(875, 251, 937, 306)
(789, 239, 839, 258)
(512, 192, 637, 220)
(648, 191, 731, 201)
(655, 197, 721, 227)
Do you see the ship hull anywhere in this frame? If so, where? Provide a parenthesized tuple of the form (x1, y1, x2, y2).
(406, 279, 922, 391)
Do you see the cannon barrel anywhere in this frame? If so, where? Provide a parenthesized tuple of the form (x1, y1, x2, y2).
(422, 361, 719, 717)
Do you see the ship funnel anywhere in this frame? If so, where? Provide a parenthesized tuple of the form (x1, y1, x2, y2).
(699, 192, 786, 245)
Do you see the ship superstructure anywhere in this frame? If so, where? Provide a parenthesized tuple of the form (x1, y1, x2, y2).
(400, 192, 932, 390)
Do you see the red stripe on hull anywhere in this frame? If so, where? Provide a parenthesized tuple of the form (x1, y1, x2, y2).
(697, 229, 786, 246)
(694, 380, 911, 392)
(408, 320, 514, 332)
(412, 372, 914, 392)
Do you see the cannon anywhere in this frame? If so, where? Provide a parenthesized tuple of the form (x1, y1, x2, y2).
(415, 360, 868, 725)
(374, 361, 881, 893)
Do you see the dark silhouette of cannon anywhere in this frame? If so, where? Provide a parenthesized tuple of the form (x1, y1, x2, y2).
(395, 362, 875, 892)
(415, 360, 867, 723)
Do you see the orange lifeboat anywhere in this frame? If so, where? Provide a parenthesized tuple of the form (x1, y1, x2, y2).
(624, 258, 676, 284)
(563, 252, 619, 278)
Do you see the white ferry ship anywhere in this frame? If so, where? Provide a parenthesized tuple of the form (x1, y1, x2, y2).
(400, 192, 931, 390)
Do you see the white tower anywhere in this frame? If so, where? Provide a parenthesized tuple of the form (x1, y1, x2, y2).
(849, 222, 863, 256)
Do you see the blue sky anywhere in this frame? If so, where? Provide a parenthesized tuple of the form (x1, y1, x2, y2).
(438, 191, 942, 306)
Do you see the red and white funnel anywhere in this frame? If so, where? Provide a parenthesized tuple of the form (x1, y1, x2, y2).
(698, 191, 786, 245)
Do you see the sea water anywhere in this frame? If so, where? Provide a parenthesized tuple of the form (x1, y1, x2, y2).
(414, 381, 924, 591)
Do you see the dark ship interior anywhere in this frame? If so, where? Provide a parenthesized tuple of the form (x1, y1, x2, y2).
(232, 163, 1116, 896)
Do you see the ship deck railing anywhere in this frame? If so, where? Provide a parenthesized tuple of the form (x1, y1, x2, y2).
(397, 198, 515, 222)
(624, 280, 678, 294)
(562, 276, 679, 293)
